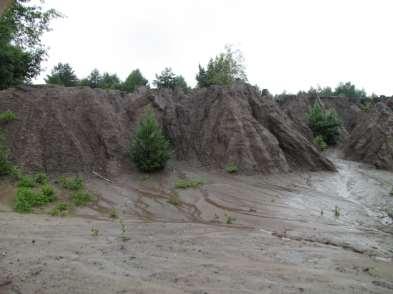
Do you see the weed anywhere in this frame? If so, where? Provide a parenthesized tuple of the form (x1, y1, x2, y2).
(390, 188, 393, 197)
(168, 192, 181, 206)
(71, 190, 92, 206)
(119, 219, 129, 241)
(0, 111, 16, 123)
(334, 206, 340, 218)
(17, 175, 36, 188)
(60, 176, 83, 191)
(15, 187, 55, 213)
(313, 135, 328, 151)
(225, 163, 238, 174)
(91, 227, 99, 236)
(50, 203, 69, 217)
(34, 172, 48, 185)
(175, 178, 203, 189)
(224, 212, 236, 224)
(41, 184, 56, 202)
(109, 208, 118, 219)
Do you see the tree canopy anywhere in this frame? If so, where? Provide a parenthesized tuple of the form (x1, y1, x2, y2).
(153, 67, 189, 91)
(196, 46, 247, 88)
(45, 63, 79, 87)
(122, 69, 148, 92)
(0, 0, 59, 89)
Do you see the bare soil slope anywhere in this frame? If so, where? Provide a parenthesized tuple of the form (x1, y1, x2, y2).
(0, 84, 334, 174)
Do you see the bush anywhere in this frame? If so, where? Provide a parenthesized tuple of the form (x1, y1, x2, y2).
(17, 175, 36, 188)
(225, 163, 238, 173)
(313, 135, 328, 151)
(45, 63, 79, 87)
(50, 203, 69, 216)
(41, 184, 56, 201)
(175, 179, 203, 189)
(71, 190, 92, 206)
(307, 101, 341, 145)
(0, 111, 16, 123)
(60, 176, 83, 190)
(168, 192, 181, 206)
(34, 172, 48, 185)
(129, 110, 170, 172)
(15, 187, 55, 213)
(122, 69, 148, 92)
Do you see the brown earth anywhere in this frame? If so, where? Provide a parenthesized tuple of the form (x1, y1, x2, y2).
(344, 98, 393, 170)
(0, 84, 334, 175)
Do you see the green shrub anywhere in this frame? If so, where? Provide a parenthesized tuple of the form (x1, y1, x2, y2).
(225, 163, 238, 173)
(17, 175, 36, 188)
(15, 187, 55, 213)
(50, 203, 69, 217)
(175, 179, 203, 189)
(168, 192, 181, 206)
(129, 110, 170, 172)
(71, 190, 92, 206)
(307, 101, 341, 145)
(34, 172, 48, 185)
(41, 184, 56, 201)
(60, 176, 83, 190)
(313, 135, 328, 151)
(0, 111, 16, 123)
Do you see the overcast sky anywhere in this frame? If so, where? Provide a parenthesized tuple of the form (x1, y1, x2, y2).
(37, 0, 393, 95)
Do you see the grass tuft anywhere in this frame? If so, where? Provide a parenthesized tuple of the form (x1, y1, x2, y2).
(225, 163, 238, 174)
(60, 176, 84, 191)
(71, 190, 92, 206)
(175, 178, 203, 189)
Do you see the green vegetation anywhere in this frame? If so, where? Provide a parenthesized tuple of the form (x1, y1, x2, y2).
(109, 208, 118, 219)
(153, 67, 189, 91)
(71, 190, 92, 206)
(334, 82, 366, 98)
(15, 186, 55, 213)
(0, 130, 12, 176)
(34, 172, 48, 185)
(122, 69, 148, 92)
(313, 135, 328, 151)
(41, 184, 55, 200)
(167, 192, 181, 206)
(17, 175, 36, 188)
(175, 178, 203, 189)
(307, 101, 341, 146)
(91, 227, 99, 236)
(224, 212, 236, 224)
(334, 206, 340, 218)
(50, 202, 69, 216)
(225, 163, 239, 174)
(0, 111, 16, 123)
(79, 69, 121, 90)
(129, 109, 170, 172)
(60, 176, 83, 191)
(196, 46, 247, 87)
(45, 63, 79, 86)
(0, 0, 60, 89)
(390, 188, 393, 196)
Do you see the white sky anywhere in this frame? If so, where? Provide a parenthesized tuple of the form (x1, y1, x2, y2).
(37, 0, 393, 95)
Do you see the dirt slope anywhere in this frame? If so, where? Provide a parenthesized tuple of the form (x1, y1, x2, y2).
(344, 98, 393, 170)
(0, 84, 334, 174)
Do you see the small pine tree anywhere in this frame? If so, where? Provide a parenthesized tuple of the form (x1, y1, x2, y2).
(129, 110, 170, 172)
(122, 69, 148, 93)
(45, 63, 79, 86)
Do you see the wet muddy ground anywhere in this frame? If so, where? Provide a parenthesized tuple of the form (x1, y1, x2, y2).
(1, 151, 393, 293)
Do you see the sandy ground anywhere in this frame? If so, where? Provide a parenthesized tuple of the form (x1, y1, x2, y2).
(1, 152, 393, 293)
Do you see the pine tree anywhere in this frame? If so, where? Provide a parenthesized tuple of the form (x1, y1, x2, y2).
(129, 110, 170, 172)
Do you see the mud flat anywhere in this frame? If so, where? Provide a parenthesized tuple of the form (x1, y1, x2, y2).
(1, 152, 393, 294)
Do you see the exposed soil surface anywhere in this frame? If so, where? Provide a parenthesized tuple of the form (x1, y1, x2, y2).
(1, 152, 392, 294)
(0, 85, 334, 174)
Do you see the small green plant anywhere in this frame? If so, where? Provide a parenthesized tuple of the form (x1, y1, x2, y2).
(224, 212, 236, 224)
(109, 208, 118, 219)
(390, 188, 393, 197)
(91, 227, 99, 236)
(129, 110, 171, 172)
(34, 172, 48, 185)
(313, 135, 328, 151)
(334, 206, 340, 218)
(50, 203, 69, 217)
(168, 192, 181, 206)
(15, 187, 55, 213)
(119, 219, 129, 241)
(17, 175, 36, 188)
(60, 176, 83, 191)
(225, 163, 238, 174)
(0, 111, 16, 123)
(71, 190, 92, 206)
(41, 184, 56, 201)
(0, 131, 12, 176)
(175, 179, 204, 189)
